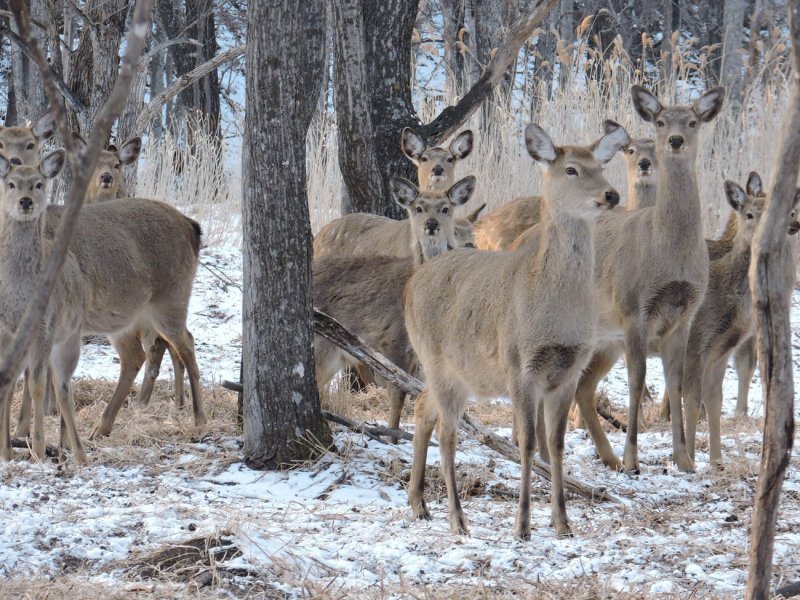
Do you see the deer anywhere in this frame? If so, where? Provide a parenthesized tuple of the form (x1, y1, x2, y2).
(314, 175, 476, 442)
(0, 111, 57, 170)
(567, 86, 724, 474)
(678, 175, 767, 465)
(481, 134, 658, 252)
(404, 122, 629, 539)
(72, 132, 142, 202)
(0, 149, 88, 463)
(313, 128, 482, 259)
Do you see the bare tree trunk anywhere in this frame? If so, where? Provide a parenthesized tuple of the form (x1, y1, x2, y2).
(746, 2, 800, 597)
(721, 0, 747, 108)
(148, 20, 168, 140)
(660, 0, 674, 89)
(7, 0, 47, 124)
(242, 0, 331, 469)
(441, 0, 470, 101)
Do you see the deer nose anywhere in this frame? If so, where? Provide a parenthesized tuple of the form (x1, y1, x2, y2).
(19, 197, 33, 210)
(425, 218, 439, 233)
(605, 190, 620, 207)
(100, 173, 113, 184)
(668, 135, 684, 149)
(432, 165, 444, 176)
(638, 158, 651, 170)
(10, 157, 22, 166)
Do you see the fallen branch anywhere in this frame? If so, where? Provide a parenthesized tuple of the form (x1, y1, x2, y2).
(598, 405, 627, 432)
(10, 438, 62, 459)
(322, 410, 415, 444)
(777, 581, 800, 598)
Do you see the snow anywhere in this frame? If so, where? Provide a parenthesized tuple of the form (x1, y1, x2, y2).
(1, 243, 799, 596)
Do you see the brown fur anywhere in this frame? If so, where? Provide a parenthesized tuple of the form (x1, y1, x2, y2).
(73, 133, 142, 202)
(404, 123, 628, 540)
(0, 111, 56, 169)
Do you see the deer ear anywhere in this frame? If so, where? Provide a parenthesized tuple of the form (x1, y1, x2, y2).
(449, 130, 473, 160)
(724, 180, 747, 212)
(593, 122, 631, 163)
(694, 86, 725, 122)
(0, 154, 11, 179)
(33, 109, 57, 140)
(119, 137, 142, 164)
(447, 176, 477, 206)
(390, 175, 419, 208)
(39, 149, 66, 179)
(746, 171, 763, 197)
(401, 128, 426, 161)
(465, 202, 486, 223)
(631, 85, 662, 122)
(525, 123, 557, 163)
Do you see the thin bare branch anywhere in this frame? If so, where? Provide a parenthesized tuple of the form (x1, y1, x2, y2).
(0, 0, 154, 402)
(142, 37, 203, 65)
(132, 43, 245, 134)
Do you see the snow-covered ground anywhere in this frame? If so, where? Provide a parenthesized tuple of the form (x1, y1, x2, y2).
(1, 244, 799, 598)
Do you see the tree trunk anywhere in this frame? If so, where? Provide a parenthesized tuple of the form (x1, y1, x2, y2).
(242, 0, 331, 470)
(6, 0, 47, 124)
(721, 0, 747, 108)
(441, 0, 470, 101)
(746, 2, 800, 597)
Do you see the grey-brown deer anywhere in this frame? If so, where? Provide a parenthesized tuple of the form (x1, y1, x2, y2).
(313, 128, 481, 259)
(404, 122, 628, 539)
(73, 132, 142, 201)
(314, 175, 476, 442)
(0, 111, 56, 169)
(572, 86, 724, 473)
(0, 149, 87, 463)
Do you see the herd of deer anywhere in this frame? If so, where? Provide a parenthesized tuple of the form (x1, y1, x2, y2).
(0, 85, 795, 542)
(314, 85, 800, 540)
(0, 112, 206, 465)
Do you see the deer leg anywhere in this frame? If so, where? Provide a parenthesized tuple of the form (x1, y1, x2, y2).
(16, 370, 32, 439)
(622, 324, 648, 473)
(574, 347, 623, 471)
(545, 381, 575, 537)
(386, 384, 405, 444)
(0, 386, 13, 461)
(51, 333, 87, 464)
(408, 389, 438, 521)
(138, 334, 168, 407)
(91, 333, 146, 439)
(169, 345, 186, 410)
(734, 337, 756, 417)
(162, 327, 206, 428)
(703, 356, 728, 466)
(682, 343, 705, 462)
(28, 361, 49, 462)
(660, 321, 694, 472)
(510, 375, 536, 540)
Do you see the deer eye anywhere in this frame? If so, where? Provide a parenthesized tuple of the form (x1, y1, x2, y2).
(746, 213, 754, 220)
(8, 182, 15, 189)
(689, 121, 697, 128)
(626, 148, 635, 155)
(566, 167, 578, 176)
(415, 206, 423, 213)
(442, 206, 449, 214)
(419, 156, 428, 163)
(114, 163, 121, 169)
(656, 120, 665, 128)
(35, 182, 43, 190)
(446, 157, 454, 163)
(26, 142, 35, 150)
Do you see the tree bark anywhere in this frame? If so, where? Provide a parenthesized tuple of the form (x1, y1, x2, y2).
(441, 0, 470, 101)
(242, 0, 331, 470)
(721, 0, 747, 108)
(746, 2, 800, 597)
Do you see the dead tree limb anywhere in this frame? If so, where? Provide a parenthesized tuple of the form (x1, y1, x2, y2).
(746, 2, 800, 597)
(133, 44, 245, 134)
(420, 0, 558, 145)
(0, 0, 153, 402)
(313, 309, 617, 502)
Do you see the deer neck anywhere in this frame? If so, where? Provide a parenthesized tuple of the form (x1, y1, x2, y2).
(533, 198, 595, 288)
(0, 214, 45, 327)
(421, 178, 451, 194)
(654, 152, 703, 245)
(627, 179, 657, 211)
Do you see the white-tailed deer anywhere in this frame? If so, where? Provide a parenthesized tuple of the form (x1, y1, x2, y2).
(73, 133, 141, 201)
(572, 86, 724, 474)
(0, 111, 57, 169)
(314, 176, 476, 442)
(681, 175, 765, 464)
(0, 150, 87, 463)
(404, 123, 628, 539)
(313, 129, 480, 259)
(482, 134, 657, 252)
